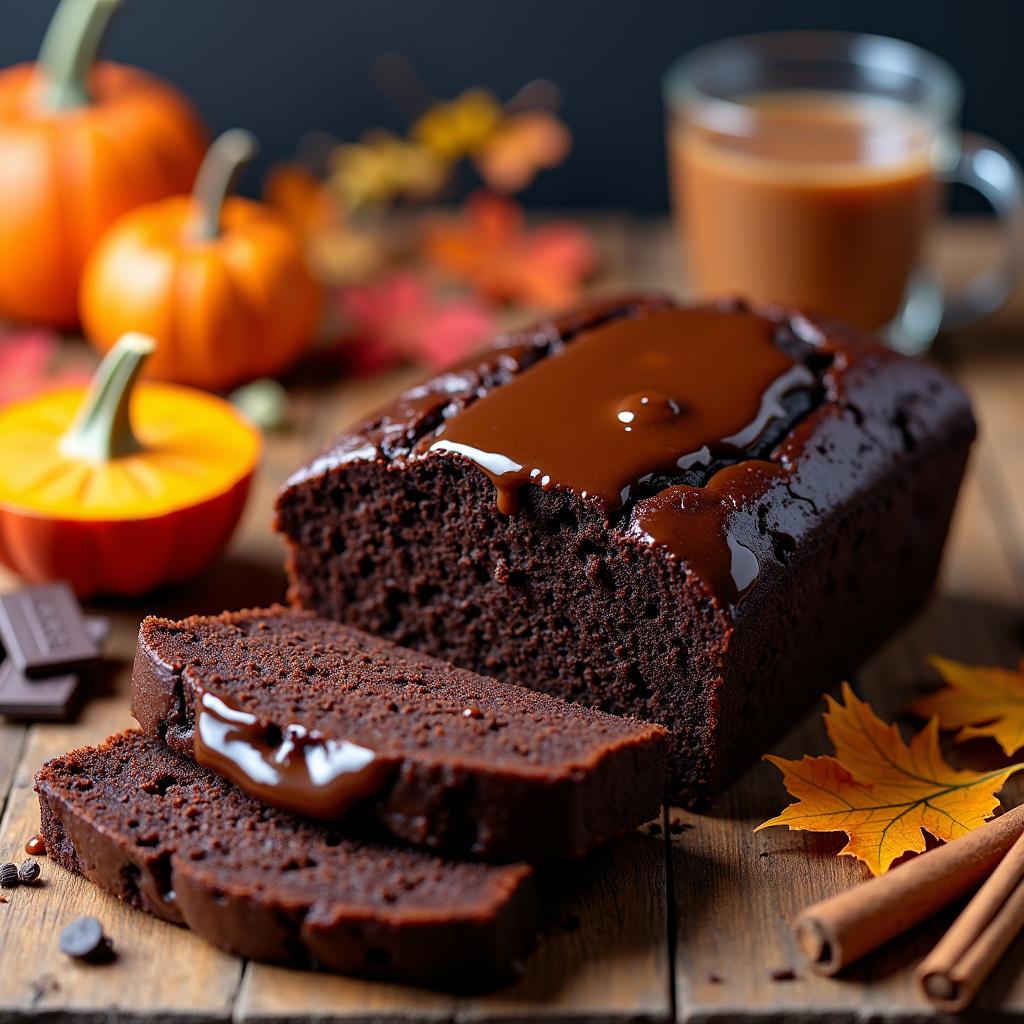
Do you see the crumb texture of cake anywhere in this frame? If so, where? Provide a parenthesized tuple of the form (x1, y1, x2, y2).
(132, 607, 667, 860)
(35, 731, 537, 987)
(275, 296, 977, 808)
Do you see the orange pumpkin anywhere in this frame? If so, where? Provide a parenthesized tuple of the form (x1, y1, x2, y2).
(0, 332, 261, 597)
(0, 0, 206, 327)
(80, 129, 322, 391)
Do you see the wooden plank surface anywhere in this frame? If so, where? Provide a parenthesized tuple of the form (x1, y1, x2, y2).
(1, 218, 1023, 1023)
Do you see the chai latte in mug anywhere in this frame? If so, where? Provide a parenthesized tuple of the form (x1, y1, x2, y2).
(670, 92, 940, 329)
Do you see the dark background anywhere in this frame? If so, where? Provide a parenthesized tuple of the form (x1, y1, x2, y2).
(3, 0, 1022, 210)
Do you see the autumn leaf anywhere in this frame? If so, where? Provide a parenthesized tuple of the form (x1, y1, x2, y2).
(473, 111, 571, 193)
(413, 88, 503, 162)
(422, 192, 597, 308)
(336, 272, 495, 374)
(330, 132, 446, 210)
(757, 682, 1024, 875)
(265, 162, 342, 242)
(910, 656, 1024, 756)
(0, 330, 88, 408)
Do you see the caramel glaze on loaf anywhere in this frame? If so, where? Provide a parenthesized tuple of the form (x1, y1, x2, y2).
(274, 295, 977, 808)
(36, 731, 537, 987)
(131, 607, 667, 861)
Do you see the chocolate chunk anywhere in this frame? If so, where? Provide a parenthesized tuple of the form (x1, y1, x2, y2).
(0, 584, 97, 677)
(0, 659, 79, 720)
(59, 916, 113, 962)
(17, 859, 40, 884)
(0, 862, 18, 888)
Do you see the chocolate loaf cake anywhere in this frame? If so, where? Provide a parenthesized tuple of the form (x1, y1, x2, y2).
(131, 607, 667, 861)
(36, 731, 537, 986)
(275, 296, 976, 807)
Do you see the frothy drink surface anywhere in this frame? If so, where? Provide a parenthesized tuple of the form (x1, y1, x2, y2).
(672, 92, 939, 329)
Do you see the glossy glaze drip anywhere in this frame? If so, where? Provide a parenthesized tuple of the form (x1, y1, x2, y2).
(429, 308, 814, 515)
(630, 461, 794, 605)
(193, 687, 395, 819)
(24, 833, 46, 856)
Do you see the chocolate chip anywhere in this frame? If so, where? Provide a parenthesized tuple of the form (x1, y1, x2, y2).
(60, 916, 113, 962)
(0, 863, 18, 889)
(18, 860, 40, 884)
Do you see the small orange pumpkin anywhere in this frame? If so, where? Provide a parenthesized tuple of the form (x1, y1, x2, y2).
(80, 129, 322, 391)
(0, 0, 206, 326)
(0, 332, 261, 597)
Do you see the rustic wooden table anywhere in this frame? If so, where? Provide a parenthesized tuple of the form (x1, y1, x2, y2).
(1, 218, 1022, 1023)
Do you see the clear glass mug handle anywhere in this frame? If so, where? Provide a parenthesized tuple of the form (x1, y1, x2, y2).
(939, 131, 1024, 330)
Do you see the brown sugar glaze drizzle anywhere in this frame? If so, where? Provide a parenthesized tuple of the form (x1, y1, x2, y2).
(192, 683, 395, 819)
(428, 307, 822, 606)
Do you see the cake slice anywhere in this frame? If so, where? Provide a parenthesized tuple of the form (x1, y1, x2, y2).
(274, 296, 976, 808)
(131, 607, 667, 861)
(36, 731, 537, 986)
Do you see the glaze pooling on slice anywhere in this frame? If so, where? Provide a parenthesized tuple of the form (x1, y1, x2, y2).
(193, 684, 395, 819)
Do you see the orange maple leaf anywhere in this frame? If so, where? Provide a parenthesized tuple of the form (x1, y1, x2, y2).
(757, 682, 1023, 875)
(264, 162, 342, 242)
(910, 656, 1024, 756)
(473, 111, 571, 194)
(422, 192, 596, 308)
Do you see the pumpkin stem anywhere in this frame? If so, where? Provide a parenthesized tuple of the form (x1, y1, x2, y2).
(37, 0, 122, 111)
(59, 333, 156, 463)
(190, 129, 259, 241)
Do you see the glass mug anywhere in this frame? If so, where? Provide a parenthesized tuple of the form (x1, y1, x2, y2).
(664, 31, 1024, 353)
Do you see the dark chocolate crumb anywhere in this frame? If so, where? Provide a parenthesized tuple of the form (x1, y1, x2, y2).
(0, 863, 18, 889)
(29, 974, 59, 1002)
(18, 860, 41, 884)
(770, 967, 797, 982)
(59, 917, 114, 962)
(707, 972, 723, 984)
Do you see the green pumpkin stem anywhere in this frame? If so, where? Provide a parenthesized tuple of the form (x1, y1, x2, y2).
(37, 0, 122, 111)
(190, 129, 258, 241)
(59, 333, 156, 462)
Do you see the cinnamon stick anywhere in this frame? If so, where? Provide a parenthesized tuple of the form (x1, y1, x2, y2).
(916, 829, 1024, 1012)
(793, 804, 1024, 975)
